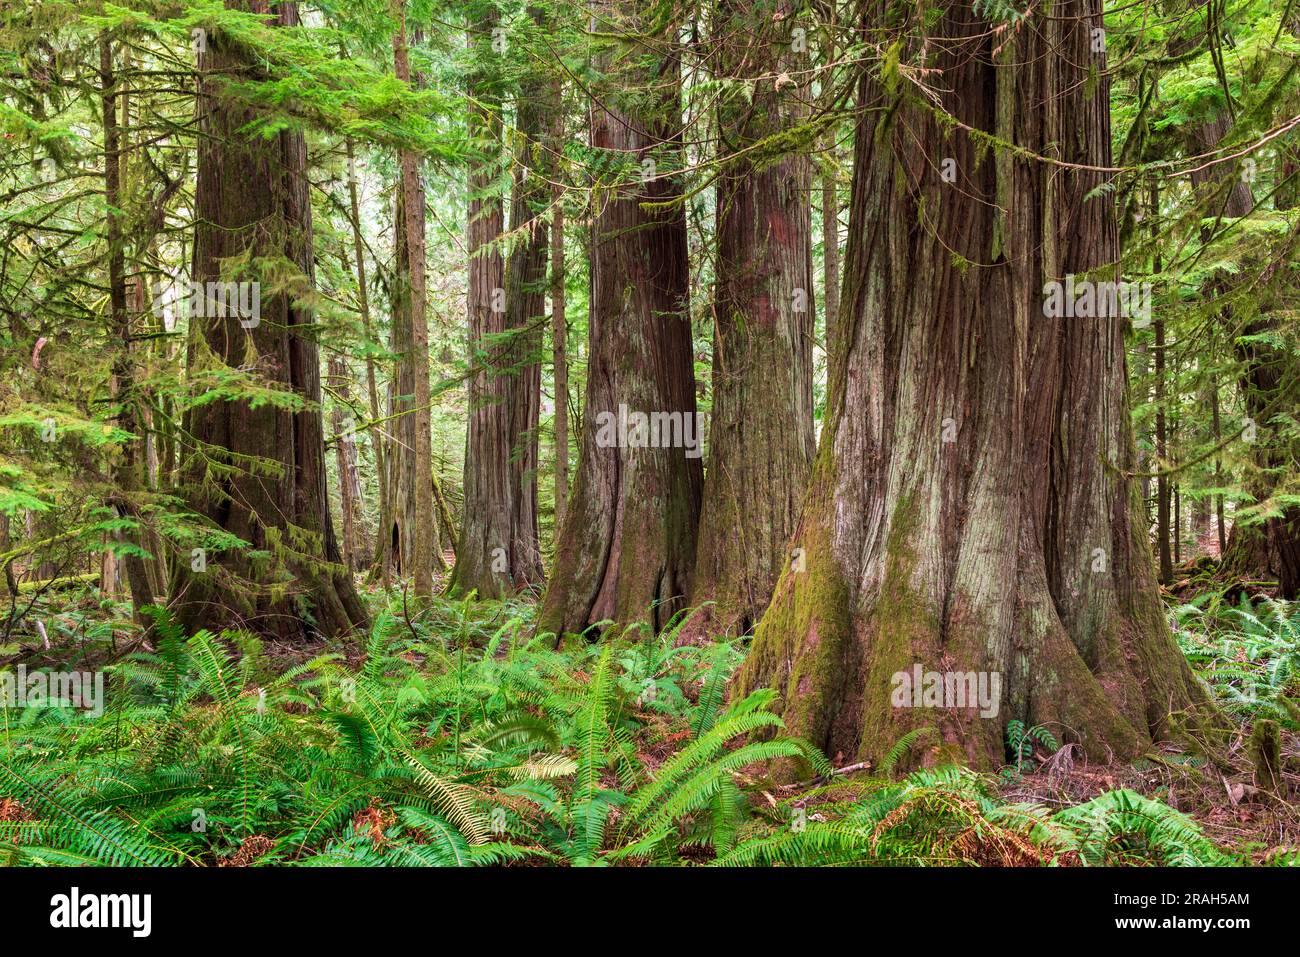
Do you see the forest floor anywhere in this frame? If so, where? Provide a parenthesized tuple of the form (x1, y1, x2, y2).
(0, 567, 1297, 866)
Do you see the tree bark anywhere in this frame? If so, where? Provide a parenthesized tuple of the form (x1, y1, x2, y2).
(1155, 316, 1173, 581)
(822, 136, 840, 351)
(551, 89, 570, 537)
(392, 5, 436, 599)
(1191, 106, 1300, 597)
(739, 0, 1213, 770)
(101, 36, 155, 622)
(502, 79, 548, 588)
(328, 357, 365, 572)
(176, 0, 367, 641)
(689, 3, 815, 637)
(344, 137, 391, 589)
(537, 0, 701, 636)
(449, 4, 514, 598)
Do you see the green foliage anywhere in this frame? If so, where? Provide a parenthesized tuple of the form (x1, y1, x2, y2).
(1005, 719, 1060, 774)
(1176, 596, 1300, 727)
(2, 593, 1273, 867)
(0, 599, 813, 866)
(719, 767, 1233, 867)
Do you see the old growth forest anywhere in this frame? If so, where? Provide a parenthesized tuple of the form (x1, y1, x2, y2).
(0, 0, 1299, 884)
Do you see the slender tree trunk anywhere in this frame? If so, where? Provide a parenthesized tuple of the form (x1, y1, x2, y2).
(689, 2, 815, 637)
(450, 4, 514, 598)
(822, 136, 840, 351)
(1151, 183, 1174, 583)
(1154, 319, 1172, 580)
(1211, 379, 1227, 554)
(385, 184, 420, 580)
(176, 0, 366, 641)
(1173, 475, 1182, 567)
(739, 0, 1213, 770)
(345, 137, 391, 589)
(328, 357, 364, 572)
(551, 92, 570, 537)
(392, 4, 436, 599)
(101, 37, 155, 621)
(537, 0, 701, 636)
(502, 68, 548, 588)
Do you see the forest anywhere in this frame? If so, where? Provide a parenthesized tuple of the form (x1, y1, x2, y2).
(0, 0, 1297, 879)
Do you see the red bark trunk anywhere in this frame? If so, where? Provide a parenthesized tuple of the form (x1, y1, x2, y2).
(537, 0, 701, 636)
(177, 0, 366, 641)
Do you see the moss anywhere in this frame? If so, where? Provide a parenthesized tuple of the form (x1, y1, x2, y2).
(855, 494, 944, 766)
(739, 498, 853, 758)
(1249, 719, 1282, 797)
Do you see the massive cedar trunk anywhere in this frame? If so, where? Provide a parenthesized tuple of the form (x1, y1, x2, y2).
(449, 4, 514, 598)
(689, 3, 815, 637)
(739, 0, 1214, 770)
(176, 0, 366, 640)
(536, 0, 701, 636)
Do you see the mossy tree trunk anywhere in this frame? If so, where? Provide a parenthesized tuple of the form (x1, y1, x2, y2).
(689, 1, 815, 638)
(177, 0, 367, 641)
(101, 36, 155, 623)
(740, 0, 1213, 770)
(537, 0, 701, 636)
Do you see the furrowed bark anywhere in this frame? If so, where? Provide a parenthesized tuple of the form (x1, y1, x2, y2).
(450, 3, 514, 599)
(176, 0, 366, 641)
(537, 0, 701, 636)
(740, 0, 1215, 771)
(101, 36, 155, 623)
(393, 5, 436, 599)
(689, 1, 815, 638)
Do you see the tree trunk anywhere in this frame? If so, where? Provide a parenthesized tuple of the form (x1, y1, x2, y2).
(449, 5, 514, 599)
(551, 89, 570, 537)
(392, 6, 436, 599)
(1192, 108, 1300, 597)
(502, 79, 548, 588)
(1211, 380, 1227, 554)
(383, 181, 422, 580)
(101, 37, 155, 622)
(822, 136, 840, 351)
(537, 0, 701, 636)
(328, 357, 364, 573)
(176, 0, 367, 641)
(1151, 184, 1174, 583)
(689, 3, 815, 638)
(345, 137, 391, 589)
(739, 0, 1213, 771)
